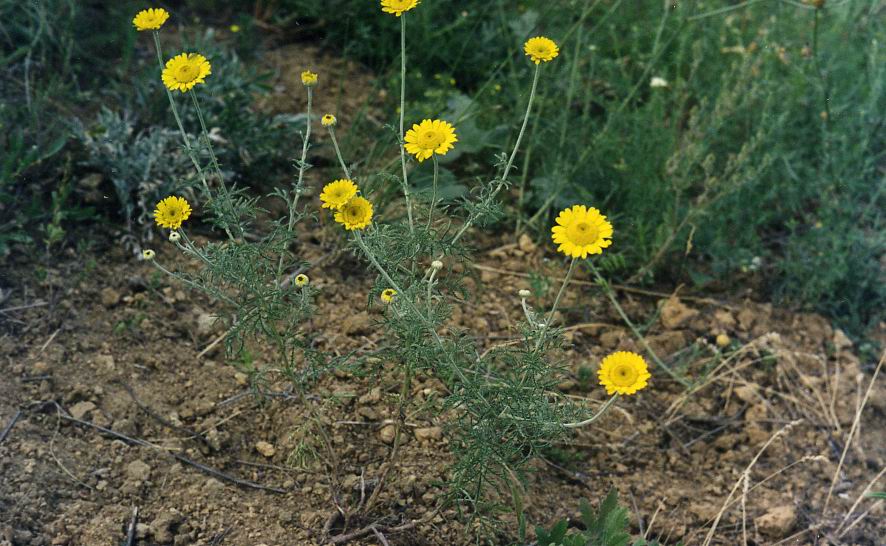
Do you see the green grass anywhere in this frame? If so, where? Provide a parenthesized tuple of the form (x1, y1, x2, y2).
(5, 0, 884, 335)
(278, 0, 884, 335)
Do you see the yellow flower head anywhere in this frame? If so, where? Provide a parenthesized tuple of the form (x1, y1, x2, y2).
(334, 196, 374, 230)
(142, 249, 156, 260)
(524, 36, 559, 64)
(598, 351, 651, 395)
(321, 114, 337, 127)
(320, 179, 359, 210)
(551, 205, 613, 259)
(162, 53, 211, 93)
(381, 288, 397, 303)
(381, 0, 420, 16)
(230, 24, 241, 33)
(154, 196, 192, 229)
(404, 119, 458, 162)
(295, 274, 310, 287)
(133, 8, 169, 31)
(301, 71, 318, 87)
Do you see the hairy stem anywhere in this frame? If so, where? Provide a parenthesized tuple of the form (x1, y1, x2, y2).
(276, 87, 313, 286)
(427, 154, 439, 230)
(152, 32, 212, 199)
(562, 394, 618, 428)
(588, 263, 690, 387)
(437, 63, 542, 263)
(398, 15, 415, 234)
(328, 126, 350, 179)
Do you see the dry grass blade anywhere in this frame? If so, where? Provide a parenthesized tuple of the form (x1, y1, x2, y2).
(823, 349, 884, 513)
(701, 420, 800, 546)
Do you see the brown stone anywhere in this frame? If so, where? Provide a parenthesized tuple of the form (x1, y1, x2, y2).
(755, 505, 796, 537)
(659, 297, 699, 330)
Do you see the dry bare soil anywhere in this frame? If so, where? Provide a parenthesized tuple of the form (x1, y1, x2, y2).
(0, 226, 884, 546)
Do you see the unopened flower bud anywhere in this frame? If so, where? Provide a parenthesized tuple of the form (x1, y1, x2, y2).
(321, 114, 337, 127)
(168, 231, 181, 243)
(518, 289, 531, 298)
(295, 274, 309, 287)
(142, 249, 156, 260)
(431, 260, 443, 270)
(301, 70, 318, 87)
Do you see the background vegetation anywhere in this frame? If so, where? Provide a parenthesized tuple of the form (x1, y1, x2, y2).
(3, 0, 883, 335)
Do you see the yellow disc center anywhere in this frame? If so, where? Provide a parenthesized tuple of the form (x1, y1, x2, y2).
(421, 130, 444, 149)
(566, 221, 599, 246)
(344, 203, 361, 221)
(611, 364, 639, 387)
(177, 63, 198, 82)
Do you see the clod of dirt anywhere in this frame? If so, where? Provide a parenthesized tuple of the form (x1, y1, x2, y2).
(359, 387, 382, 404)
(833, 328, 852, 350)
(755, 504, 797, 537)
(733, 383, 759, 403)
(599, 329, 624, 349)
(126, 460, 151, 482)
(414, 427, 442, 442)
(195, 310, 222, 337)
(646, 330, 687, 355)
(379, 423, 396, 444)
(343, 311, 372, 335)
(100, 287, 121, 307)
(518, 233, 537, 253)
(95, 354, 115, 371)
(68, 401, 96, 420)
(659, 297, 699, 329)
(149, 511, 183, 544)
(255, 441, 276, 458)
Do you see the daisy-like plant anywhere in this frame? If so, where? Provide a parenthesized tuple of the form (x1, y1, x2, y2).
(598, 351, 651, 396)
(334, 196, 374, 230)
(319, 179, 358, 210)
(524, 36, 560, 64)
(132, 3, 676, 542)
(132, 8, 169, 31)
(551, 205, 613, 259)
(161, 53, 212, 92)
(300, 70, 318, 86)
(404, 119, 457, 162)
(380, 0, 420, 17)
(153, 195, 192, 229)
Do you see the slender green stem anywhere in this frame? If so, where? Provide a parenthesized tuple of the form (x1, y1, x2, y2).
(531, 258, 576, 355)
(426, 265, 439, 319)
(502, 64, 541, 189)
(328, 126, 350, 179)
(189, 90, 225, 183)
(541, 258, 576, 334)
(398, 15, 415, 234)
(189, 90, 236, 240)
(448, 63, 542, 250)
(811, 7, 831, 127)
(417, 62, 544, 285)
(427, 154, 439, 230)
(354, 232, 479, 392)
(588, 263, 690, 387)
(276, 87, 313, 286)
(519, 258, 576, 386)
(562, 394, 618, 428)
(150, 260, 237, 307)
(291, 88, 313, 220)
(152, 31, 211, 198)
